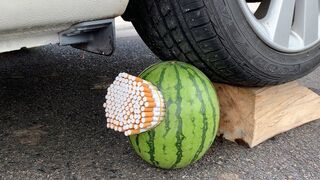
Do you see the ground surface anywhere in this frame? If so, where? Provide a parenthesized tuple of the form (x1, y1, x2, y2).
(0, 22, 319, 179)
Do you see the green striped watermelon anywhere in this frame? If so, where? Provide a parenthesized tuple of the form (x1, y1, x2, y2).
(129, 61, 220, 169)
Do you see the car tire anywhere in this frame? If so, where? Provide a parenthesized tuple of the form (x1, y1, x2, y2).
(125, 0, 320, 86)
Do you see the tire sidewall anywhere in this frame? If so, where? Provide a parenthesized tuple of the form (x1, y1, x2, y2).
(206, 0, 320, 79)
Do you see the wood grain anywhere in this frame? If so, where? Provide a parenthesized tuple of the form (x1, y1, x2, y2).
(215, 81, 320, 148)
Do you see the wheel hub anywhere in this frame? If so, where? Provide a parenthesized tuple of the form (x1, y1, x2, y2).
(239, 0, 320, 52)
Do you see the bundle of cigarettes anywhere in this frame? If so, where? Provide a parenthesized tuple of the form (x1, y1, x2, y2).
(103, 73, 166, 136)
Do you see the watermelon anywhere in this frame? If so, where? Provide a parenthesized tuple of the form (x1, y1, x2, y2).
(129, 61, 220, 169)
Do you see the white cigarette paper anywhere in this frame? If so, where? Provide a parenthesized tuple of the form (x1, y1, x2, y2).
(104, 73, 166, 136)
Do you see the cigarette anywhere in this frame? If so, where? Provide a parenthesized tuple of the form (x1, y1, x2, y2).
(142, 97, 154, 102)
(113, 120, 120, 126)
(118, 127, 124, 132)
(125, 129, 144, 136)
(140, 87, 152, 94)
(141, 92, 152, 97)
(134, 77, 144, 83)
(139, 123, 152, 128)
(145, 102, 156, 108)
(124, 128, 137, 135)
(141, 112, 154, 117)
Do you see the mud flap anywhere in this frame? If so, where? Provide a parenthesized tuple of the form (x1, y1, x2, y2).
(59, 19, 115, 55)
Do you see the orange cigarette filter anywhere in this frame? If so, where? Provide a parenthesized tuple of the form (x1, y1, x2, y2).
(140, 84, 152, 91)
(145, 102, 156, 108)
(141, 117, 153, 123)
(141, 93, 152, 98)
(141, 107, 154, 112)
(142, 112, 154, 117)
(134, 77, 144, 83)
(125, 129, 140, 136)
(104, 73, 166, 136)
(140, 83, 149, 88)
(143, 97, 154, 102)
(139, 123, 152, 129)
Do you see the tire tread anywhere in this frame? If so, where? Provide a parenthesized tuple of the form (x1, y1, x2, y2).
(128, 0, 318, 86)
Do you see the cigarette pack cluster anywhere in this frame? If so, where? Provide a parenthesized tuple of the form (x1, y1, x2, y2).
(103, 73, 166, 136)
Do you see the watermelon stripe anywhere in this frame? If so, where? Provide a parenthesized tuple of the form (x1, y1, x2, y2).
(147, 130, 159, 165)
(135, 134, 141, 153)
(170, 65, 185, 169)
(180, 66, 209, 163)
(156, 66, 167, 88)
(163, 98, 172, 138)
(156, 67, 171, 138)
(186, 67, 218, 144)
(191, 117, 196, 135)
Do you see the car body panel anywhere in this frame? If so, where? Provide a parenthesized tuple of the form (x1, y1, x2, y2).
(0, 0, 129, 53)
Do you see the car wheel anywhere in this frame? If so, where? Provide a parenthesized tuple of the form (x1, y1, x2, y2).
(125, 0, 320, 86)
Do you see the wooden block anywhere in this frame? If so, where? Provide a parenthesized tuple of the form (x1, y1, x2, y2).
(215, 81, 320, 148)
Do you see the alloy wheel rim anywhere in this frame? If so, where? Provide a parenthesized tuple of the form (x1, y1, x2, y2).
(239, 0, 320, 53)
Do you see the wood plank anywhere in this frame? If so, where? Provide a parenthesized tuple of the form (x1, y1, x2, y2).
(215, 81, 320, 148)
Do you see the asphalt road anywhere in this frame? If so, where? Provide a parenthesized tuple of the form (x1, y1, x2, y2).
(0, 33, 319, 179)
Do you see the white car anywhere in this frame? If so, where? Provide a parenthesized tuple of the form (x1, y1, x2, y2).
(1, 0, 320, 86)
